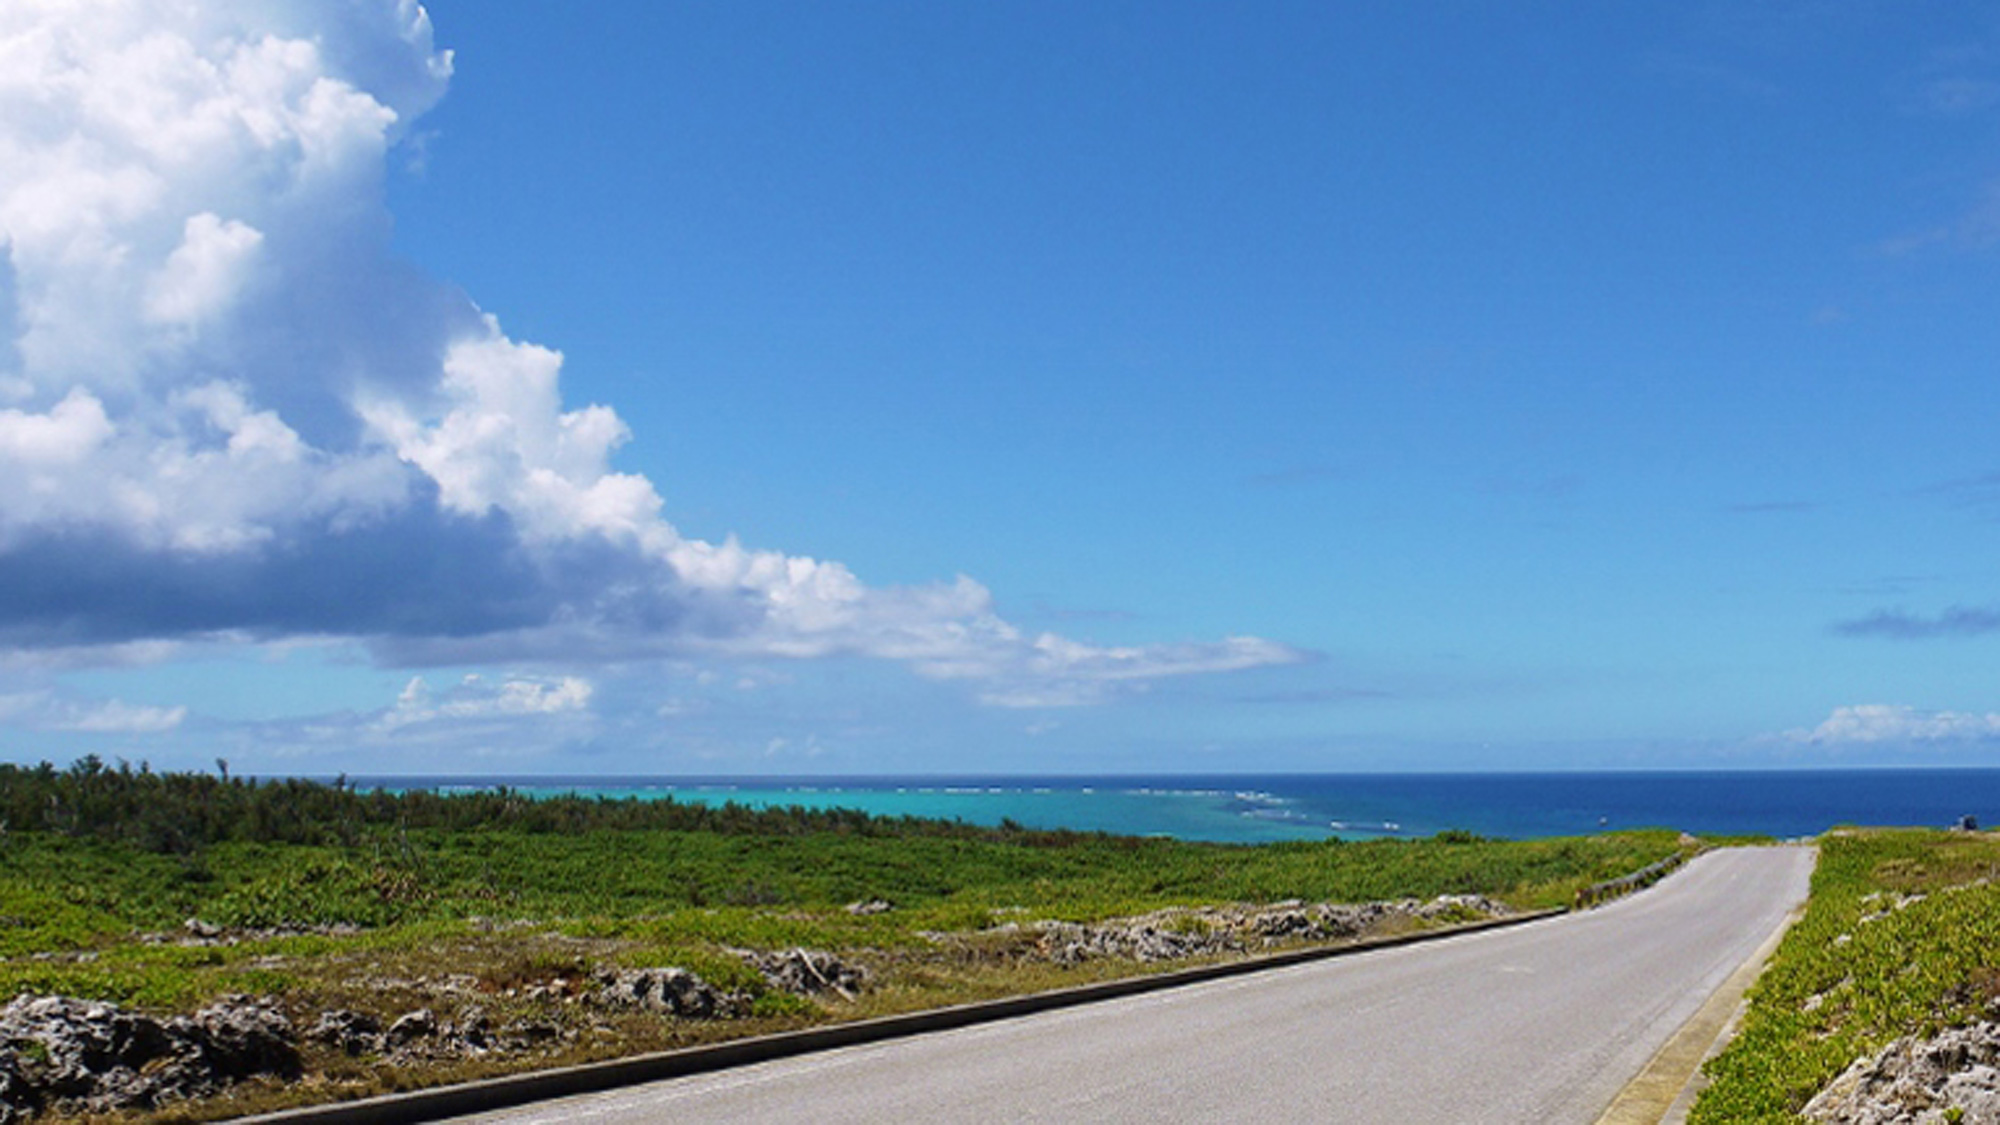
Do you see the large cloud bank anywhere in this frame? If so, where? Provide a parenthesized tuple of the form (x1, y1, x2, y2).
(0, 0, 1299, 706)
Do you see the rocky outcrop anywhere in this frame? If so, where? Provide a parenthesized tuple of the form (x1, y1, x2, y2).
(0, 989, 583, 1122)
(590, 967, 734, 1018)
(1030, 895, 1511, 966)
(1804, 1021, 2000, 1123)
(184, 996, 297, 1079)
(0, 994, 297, 1121)
(384, 1008, 437, 1051)
(307, 1009, 382, 1056)
(743, 949, 865, 1000)
(1414, 894, 1513, 921)
(307, 1004, 564, 1063)
(1034, 918, 1228, 964)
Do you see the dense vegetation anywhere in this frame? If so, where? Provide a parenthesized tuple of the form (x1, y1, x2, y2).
(0, 758, 1684, 1011)
(1692, 828, 2000, 1122)
(0, 756, 1056, 852)
(0, 758, 1699, 1120)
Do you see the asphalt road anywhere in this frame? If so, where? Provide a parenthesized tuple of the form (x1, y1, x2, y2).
(456, 846, 1814, 1125)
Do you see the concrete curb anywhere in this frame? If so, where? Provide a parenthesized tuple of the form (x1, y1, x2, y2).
(1594, 844, 1818, 1125)
(1657, 869, 1816, 1124)
(239, 907, 1564, 1124)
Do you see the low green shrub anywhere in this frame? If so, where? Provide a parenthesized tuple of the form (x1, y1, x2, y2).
(1694, 830, 2000, 1123)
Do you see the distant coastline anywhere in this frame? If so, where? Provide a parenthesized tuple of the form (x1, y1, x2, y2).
(338, 768, 2000, 844)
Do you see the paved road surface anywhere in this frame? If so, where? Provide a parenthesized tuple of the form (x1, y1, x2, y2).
(457, 846, 1814, 1124)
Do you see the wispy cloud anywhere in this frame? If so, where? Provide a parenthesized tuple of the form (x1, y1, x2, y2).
(1785, 704, 2000, 745)
(968, 636, 1307, 708)
(1881, 180, 2000, 256)
(0, 1, 1299, 708)
(1909, 40, 2000, 115)
(1883, 35, 2000, 251)
(1834, 575, 1939, 598)
(1834, 606, 2000, 640)
(0, 691, 186, 734)
(214, 672, 604, 766)
(1919, 471, 2000, 520)
(58, 700, 189, 734)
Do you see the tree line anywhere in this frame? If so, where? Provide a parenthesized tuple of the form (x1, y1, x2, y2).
(0, 756, 1109, 855)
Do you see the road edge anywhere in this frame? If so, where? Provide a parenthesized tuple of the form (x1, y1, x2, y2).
(239, 908, 1563, 1125)
(1593, 845, 1816, 1125)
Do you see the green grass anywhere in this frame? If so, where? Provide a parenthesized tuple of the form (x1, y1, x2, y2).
(1, 825, 1682, 932)
(0, 825, 1686, 1015)
(1692, 829, 2000, 1123)
(0, 763, 1698, 1122)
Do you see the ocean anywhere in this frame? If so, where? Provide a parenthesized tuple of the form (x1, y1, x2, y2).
(346, 769, 2000, 844)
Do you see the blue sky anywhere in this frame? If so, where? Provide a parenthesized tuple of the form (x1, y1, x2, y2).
(1, 1, 1998, 774)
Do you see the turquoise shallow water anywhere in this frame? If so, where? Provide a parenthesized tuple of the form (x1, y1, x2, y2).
(348, 770, 2000, 843)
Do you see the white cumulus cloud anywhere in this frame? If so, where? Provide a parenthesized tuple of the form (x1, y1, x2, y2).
(0, 1, 1303, 709)
(144, 212, 265, 329)
(381, 674, 594, 730)
(0, 388, 111, 463)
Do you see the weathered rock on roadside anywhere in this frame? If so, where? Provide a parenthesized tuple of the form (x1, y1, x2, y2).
(0, 891, 1504, 1122)
(1026, 894, 1511, 965)
(742, 949, 866, 1000)
(0, 990, 583, 1122)
(1033, 918, 1217, 964)
(1804, 1020, 2000, 1123)
(588, 953, 868, 1018)
(188, 997, 297, 1079)
(0, 993, 296, 1121)
(385, 1008, 438, 1051)
(313, 1005, 565, 1062)
(308, 1009, 382, 1056)
(591, 967, 738, 1018)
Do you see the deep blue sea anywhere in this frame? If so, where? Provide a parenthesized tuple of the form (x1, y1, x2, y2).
(345, 770, 2000, 844)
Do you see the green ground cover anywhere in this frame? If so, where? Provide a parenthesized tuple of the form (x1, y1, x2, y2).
(0, 819, 1683, 1009)
(0, 759, 1690, 1120)
(1693, 828, 2000, 1122)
